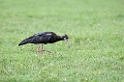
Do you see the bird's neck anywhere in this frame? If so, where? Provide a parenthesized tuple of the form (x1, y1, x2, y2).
(56, 36, 64, 41)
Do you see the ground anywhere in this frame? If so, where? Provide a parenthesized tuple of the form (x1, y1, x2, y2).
(0, 0, 124, 82)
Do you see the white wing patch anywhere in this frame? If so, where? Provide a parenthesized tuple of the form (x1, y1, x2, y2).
(34, 32, 52, 36)
(46, 33, 52, 36)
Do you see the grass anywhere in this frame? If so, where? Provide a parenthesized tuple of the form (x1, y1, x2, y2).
(0, 0, 124, 82)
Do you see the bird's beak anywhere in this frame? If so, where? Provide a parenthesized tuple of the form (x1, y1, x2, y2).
(64, 38, 70, 48)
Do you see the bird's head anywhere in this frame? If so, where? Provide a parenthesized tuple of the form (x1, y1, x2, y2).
(62, 34, 69, 39)
(62, 34, 70, 48)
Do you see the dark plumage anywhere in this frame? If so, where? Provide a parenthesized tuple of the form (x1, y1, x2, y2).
(18, 32, 70, 53)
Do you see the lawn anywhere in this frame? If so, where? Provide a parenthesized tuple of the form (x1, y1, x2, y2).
(0, 0, 124, 82)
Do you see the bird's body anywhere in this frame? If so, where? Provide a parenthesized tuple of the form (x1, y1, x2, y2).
(18, 32, 70, 53)
(19, 32, 67, 45)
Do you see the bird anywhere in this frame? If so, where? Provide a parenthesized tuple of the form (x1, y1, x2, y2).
(18, 32, 70, 53)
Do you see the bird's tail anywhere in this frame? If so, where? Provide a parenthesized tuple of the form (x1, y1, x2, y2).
(18, 38, 30, 46)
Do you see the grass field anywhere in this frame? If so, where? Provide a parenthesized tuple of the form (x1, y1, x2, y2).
(0, 0, 124, 82)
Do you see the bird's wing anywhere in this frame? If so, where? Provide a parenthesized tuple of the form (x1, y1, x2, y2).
(29, 32, 53, 44)
(19, 32, 54, 45)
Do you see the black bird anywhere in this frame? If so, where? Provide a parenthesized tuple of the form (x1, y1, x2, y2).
(18, 32, 70, 53)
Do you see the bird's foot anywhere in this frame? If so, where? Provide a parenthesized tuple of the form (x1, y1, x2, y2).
(37, 50, 44, 54)
(37, 50, 52, 54)
(44, 50, 52, 53)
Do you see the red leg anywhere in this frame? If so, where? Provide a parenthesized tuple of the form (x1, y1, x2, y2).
(36, 44, 44, 54)
(36, 44, 52, 54)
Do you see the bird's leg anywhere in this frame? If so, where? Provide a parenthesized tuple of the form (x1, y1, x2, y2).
(37, 44, 44, 53)
(41, 44, 44, 50)
(42, 44, 51, 53)
(40, 44, 51, 53)
(37, 44, 51, 53)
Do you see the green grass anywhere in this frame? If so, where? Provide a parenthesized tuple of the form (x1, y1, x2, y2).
(0, 0, 124, 82)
